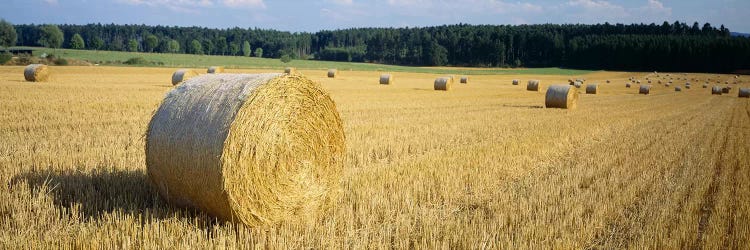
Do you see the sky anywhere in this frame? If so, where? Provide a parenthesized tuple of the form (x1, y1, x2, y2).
(1, 0, 748, 33)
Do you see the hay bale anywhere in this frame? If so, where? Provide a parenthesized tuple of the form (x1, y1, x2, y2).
(171, 69, 199, 86)
(284, 67, 296, 74)
(636, 80, 641, 84)
(434, 77, 453, 91)
(606, 80, 610, 83)
(626, 83, 631, 88)
(527, 80, 540, 91)
(574, 81, 582, 88)
(738, 88, 750, 98)
(379, 74, 394, 85)
(327, 69, 337, 78)
(722, 87, 730, 93)
(146, 73, 345, 226)
(658, 80, 662, 84)
(585, 84, 598, 94)
(665, 83, 671, 87)
(675, 86, 682, 92)
(685, 85, 691, 89)
(568, 79, 574, 84)
(703, 83, 708, 88)
(639, 85, 651, 95)
(24, 64, 49, 82)
(545, 85, 578, 109)
(512, 79, 519, 85)
(712, 86, 723, 95)
(207, 66, 225, 74)
(460, 76, 469, 84)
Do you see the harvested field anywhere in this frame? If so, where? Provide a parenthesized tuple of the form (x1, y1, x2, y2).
(0, 66, 748, 248)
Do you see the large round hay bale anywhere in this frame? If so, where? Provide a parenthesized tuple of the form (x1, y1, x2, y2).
(284, 67, 296, 74)
(639, 85, 651, 95)
(527, 80, 540, 91)
(24, 64, 50, 82)
(146, 73, 345, 227)
(512, 79, 519, 85)
(545, 85, 578, 109)
(460, 76, 469, 84)
(379, 74, 394, 85)
(207, 66, 225, 74)
(586, 84, 598, 94)
(738, 88, 750, 98)
(171, 69, 199, 86)
(327, 69, 337, 78)
(712, 86, 723, 95)
(434, 77, 453, 91)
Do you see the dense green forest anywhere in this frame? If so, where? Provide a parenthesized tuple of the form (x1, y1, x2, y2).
(5, 21, 750, 72)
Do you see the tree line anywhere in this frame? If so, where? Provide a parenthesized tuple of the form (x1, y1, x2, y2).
(3, 20, 750, 72)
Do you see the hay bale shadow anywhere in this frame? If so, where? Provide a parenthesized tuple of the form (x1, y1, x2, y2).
(502, 104, 545, 109)
(12, 169, 218, 226)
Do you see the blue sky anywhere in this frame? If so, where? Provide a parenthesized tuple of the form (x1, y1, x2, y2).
(1, 0, 748, 33)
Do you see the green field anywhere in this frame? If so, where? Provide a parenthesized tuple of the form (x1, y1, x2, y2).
(14, 47, 595, 76)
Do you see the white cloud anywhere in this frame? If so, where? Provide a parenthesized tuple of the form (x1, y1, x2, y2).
(639, 0, 671, 16)
(489, 1, 543, 14)
(567, 0, 628, 18)
(222, 0, 265, 8)
(327, 0, 353, 5)
(116, 0, 264, 11)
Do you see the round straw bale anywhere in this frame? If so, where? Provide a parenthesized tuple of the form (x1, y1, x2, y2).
(685, 85, 691, 89)
(327, 69, 337, 78)
(460, 76, 469, 84)
(665, 83, 671, 87)
(712, 86, 723, 95)
(586, 84, 598, 94)
(639, 85, 651, 95)
(703, 83, 708, 88)
(637, 80, 641, 84)
(606, 80, 610, 83)
(171, 69, 199, 86)
(574, 81, 582, 88)
(675, 86, 682, 92)
(512, 79, 519, 85)
(527, 80, 540, 91)
(738, 88, 750, 98)
(722, 87, 730, 93)
(146, 73, 344, 227)
(626, 83, 631, 88)
(379, 74, 394, 85)
(24, 64, 50, 82)
(284, 67, 296, 74)
(545, 85, 578, 109)
(568, 79, 574, 84)
(434, 77, 453, 91)
(207, 66, 225, 74)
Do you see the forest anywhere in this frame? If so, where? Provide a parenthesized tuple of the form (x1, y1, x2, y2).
(6, 21, 750, 72)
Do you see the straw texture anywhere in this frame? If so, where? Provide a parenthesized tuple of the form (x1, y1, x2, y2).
(527, 80, 540, 91)
(585, 84, 598, 94)
(24, 64, 49, 82)
(207, 66, 225, 74)
(146, 73, 345, 227)
(171, 69, 199, 86)
(739, 88, 750, 98)
(639, 85, 651, 95)
(545, 85, 578, 109)
(434, 77, 453, 91)
(379, 74, 393, 85)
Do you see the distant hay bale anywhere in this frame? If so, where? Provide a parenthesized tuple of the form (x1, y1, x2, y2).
(568, 79, 574, 84)
(639, 85, 651, 95)
(665, 83, 671, 87)
(739, 88, 750, 98)
(379, 74, 394, 85)
(207, 66, 225, 74)
(284, 67, 296, 74)
(658, 80, 662, 84)
(327, 69, 337, 78)
(460, 76, 469, 84)
(434, 77, 453, 91)
(585, 84, 598, 94)
(722, 87, 730, 93)
(512, 79, 519, 85)
(545, 85, 578, 109)
(171, 69, 199, 86)
(146, 73, 345, 227)
(606, 80, 610, 83)
(712, 86, 723, 95)
(703, 83, 708, 88)
(24, 64, 49, 82)
(675, 86, 682, 92)
(574, 81, 582, 88)
(626, 83, 631, 88)
(685, 85, 691, 89)
(527, 80, 540, 91)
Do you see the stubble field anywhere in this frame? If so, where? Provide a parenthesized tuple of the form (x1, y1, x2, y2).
(0, 66, 748, 248)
